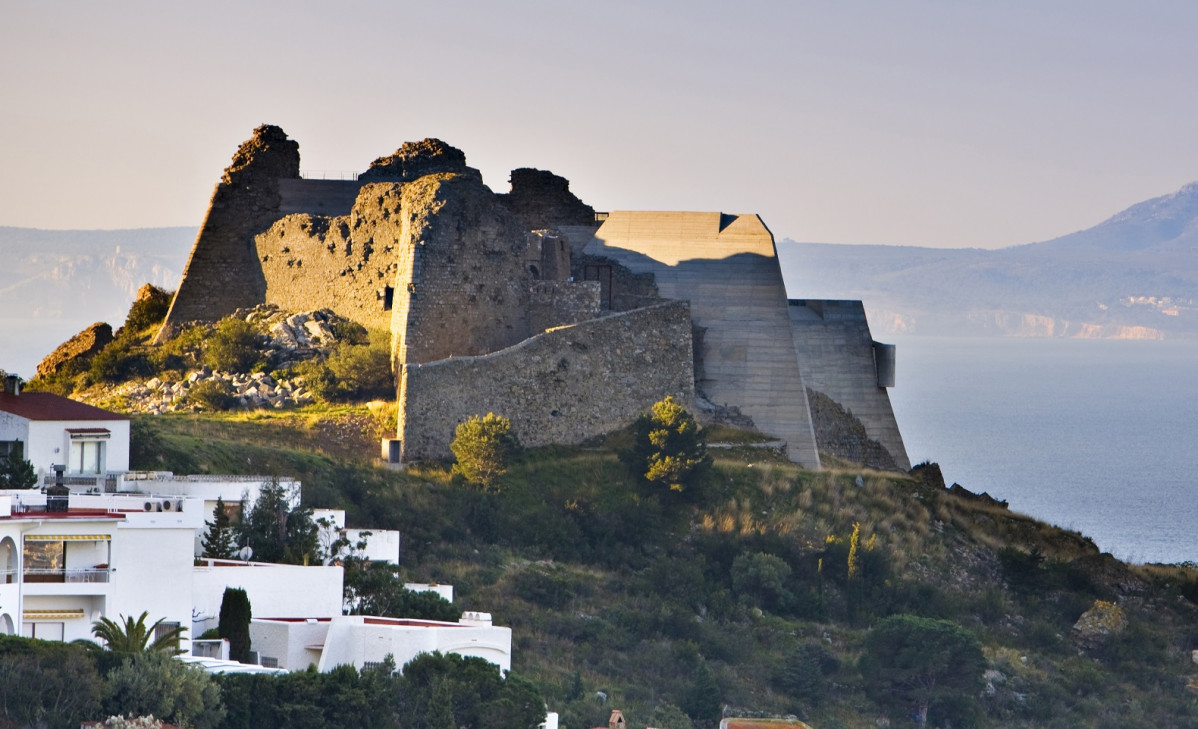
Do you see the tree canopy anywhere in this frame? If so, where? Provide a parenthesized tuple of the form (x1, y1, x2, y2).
(622, 396, 711, 493)
(239, 478, 319, 564)
(88, 612, 185, 655)
(858, 614, 985, 727)
(450, 413, 518, 491)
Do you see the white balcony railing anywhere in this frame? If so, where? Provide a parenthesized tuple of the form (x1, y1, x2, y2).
(22, 567, 110, 584)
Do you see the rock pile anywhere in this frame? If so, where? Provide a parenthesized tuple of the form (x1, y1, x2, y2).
(114, 367, 314, 414)
(242, 306, 342, 368)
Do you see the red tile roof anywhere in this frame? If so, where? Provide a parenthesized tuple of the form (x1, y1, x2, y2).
(0, 391, 129, 422)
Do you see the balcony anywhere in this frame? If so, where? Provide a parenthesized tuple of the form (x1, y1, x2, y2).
(22, 567, 110, 584)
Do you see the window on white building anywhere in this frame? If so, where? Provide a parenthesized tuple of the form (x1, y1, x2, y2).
(21, 622, 64, 641)
(69, 440, 105, 474)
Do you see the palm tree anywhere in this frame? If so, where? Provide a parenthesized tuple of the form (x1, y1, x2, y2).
(87, 611, 186, 654)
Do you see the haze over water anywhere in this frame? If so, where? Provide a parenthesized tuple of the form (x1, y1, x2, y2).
(888, 336, 1198, 565)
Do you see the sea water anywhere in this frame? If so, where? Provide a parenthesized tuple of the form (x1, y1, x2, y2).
(887, 336, 1198, 564)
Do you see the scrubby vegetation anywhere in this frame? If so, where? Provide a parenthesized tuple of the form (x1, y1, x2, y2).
(110, 408, 1198, 729)
(27, 295, 394, 410)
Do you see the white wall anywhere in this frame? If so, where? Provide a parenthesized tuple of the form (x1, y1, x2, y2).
(108, 526, 196, 652)
(191, 561, 343, 635)
(21, 418, 130, 476)
(317, 616, 511, 674)
(250, 618, 329, 671)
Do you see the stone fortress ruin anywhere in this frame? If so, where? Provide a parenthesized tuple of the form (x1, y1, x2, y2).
(157, 125, 908, 471)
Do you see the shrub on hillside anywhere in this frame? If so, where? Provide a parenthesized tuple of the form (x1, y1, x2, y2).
(450, 413, 518, 491)
(188, 379, 237, 411)
(621, 396, 711, 494)
(120, 285, 174, 336)
(203, 316, 263, 373)
(88, 338, 155, 384)
(300, 329, 394, 402)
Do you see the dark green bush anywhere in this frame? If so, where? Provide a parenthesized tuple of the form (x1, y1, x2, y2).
(203, 316, 263, 372)
(189, 379, 237, 411)
(120, 285, 173, 335)
(299, 329, 394, 402)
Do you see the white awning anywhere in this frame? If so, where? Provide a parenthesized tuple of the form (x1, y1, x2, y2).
(22, 609, 85, 620)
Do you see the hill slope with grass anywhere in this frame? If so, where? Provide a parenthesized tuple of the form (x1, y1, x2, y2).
(131, 410, 1198, 729)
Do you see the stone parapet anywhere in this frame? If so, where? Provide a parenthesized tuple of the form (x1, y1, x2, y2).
(398, 300, 694, 461)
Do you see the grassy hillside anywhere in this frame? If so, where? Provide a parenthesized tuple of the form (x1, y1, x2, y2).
(133, 410, 1198, 729)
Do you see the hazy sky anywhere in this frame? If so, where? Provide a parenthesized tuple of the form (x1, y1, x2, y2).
(3, 0, 1197, 248)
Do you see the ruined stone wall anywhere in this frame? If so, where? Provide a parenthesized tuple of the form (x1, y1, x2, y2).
(256, 183, 407, 332)
(155, 125, 300, 341)
(497, 168, 595, 230)
(398, 300, 694, 461)
(392, 173, 535, 365)
(528, 280, 602, 334)
(788, 300, 910, 470)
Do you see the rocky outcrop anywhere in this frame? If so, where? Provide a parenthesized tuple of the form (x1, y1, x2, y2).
(497, 168, 595, 230)
(1072, 599, 1128, 649)
(359, 138, 479, 183)
(36, 322, 113, 379)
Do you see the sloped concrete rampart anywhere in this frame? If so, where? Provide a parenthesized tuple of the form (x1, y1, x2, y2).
(574, 212, 821, 468)
(398, 300, 694, 461)
(788, 300, 910, 470)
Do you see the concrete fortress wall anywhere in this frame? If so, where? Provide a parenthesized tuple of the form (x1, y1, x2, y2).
(567, 212, 822, 469)
(398, 300, 695, 461)
(788, 300, 910, 470)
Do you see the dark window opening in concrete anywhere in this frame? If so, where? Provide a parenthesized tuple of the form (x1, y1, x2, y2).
(528, 264, 540, 279)
(383, 286, 394, 311)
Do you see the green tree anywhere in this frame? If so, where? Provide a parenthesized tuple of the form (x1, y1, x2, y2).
(300, 328, 395, 402)
(0, 442, 37, 489)
(622, 396, 711, 493)
(203, 316, 262, 372)
(397, 652, 544, 729)
(218, 587, 253, 664)
(201, 496, 237, 559)
(858, 614, 985, 727)
(450, 413, 518, 491)
(681, 662, 722, 726)
(731, 551, 793, 612)
(239, 478, 319, 564)
(87, 612, 186, 655)
(0, 635, 103, 729)
(103, 651, 225, 729)
(344, 559, 459, 621)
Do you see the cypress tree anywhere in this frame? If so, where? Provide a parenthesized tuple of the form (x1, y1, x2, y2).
(218, 587, 252, 663)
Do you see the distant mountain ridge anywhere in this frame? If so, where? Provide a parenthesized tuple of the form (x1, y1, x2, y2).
(780, 181, 1198, 339)
(3, 180, 1197, 379)
(0, 226, 195, 376)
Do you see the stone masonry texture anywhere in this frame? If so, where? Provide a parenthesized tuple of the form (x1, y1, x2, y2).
(155, 125, 300, 341)
(398, 301, 694, 461)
